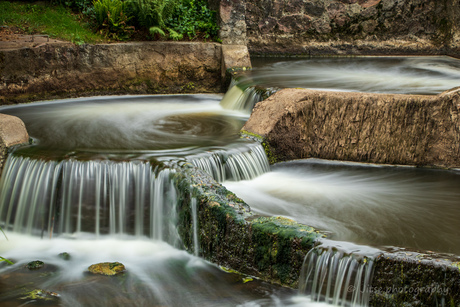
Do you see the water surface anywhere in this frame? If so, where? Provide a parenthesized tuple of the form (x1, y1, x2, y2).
(249, 56, 460, 94)
(224, 159, 460, 255)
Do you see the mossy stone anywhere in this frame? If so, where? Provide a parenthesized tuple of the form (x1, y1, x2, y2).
(88, 262, 125, 276)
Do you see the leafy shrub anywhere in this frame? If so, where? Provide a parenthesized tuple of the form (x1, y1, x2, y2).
(166, 0, 219, 41)
(52, 0, 94, 16)
(126, 0, 181, 40)
(93, 0, 134, 40)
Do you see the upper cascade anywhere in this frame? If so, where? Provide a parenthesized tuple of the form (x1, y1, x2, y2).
(219, 78, 274, 113)
(185, 142, 270, 182)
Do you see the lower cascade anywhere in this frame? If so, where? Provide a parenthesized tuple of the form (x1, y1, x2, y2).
(299, 243, 377, 307)
(0, 155, 180, 243)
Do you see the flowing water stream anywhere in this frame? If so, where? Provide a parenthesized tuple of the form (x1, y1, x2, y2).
(1, 56, 459, 306)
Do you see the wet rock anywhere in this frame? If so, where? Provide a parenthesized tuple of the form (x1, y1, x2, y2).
(21, 289, 60, 302)
(88, 262, 125, 276)
(26, 260, 44, 270)
(0, 114, 29, 177)
(58, 252, 71, 261)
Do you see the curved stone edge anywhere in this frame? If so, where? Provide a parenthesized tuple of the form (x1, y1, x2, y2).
(173, 162, 460, 305)
(0, 42, 223, 105)
(173, 166, 325, 288)
(0, 114, 29, 176)
(242, 87, 460, 169)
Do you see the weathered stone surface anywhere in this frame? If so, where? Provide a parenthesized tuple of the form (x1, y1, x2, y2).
(88, 262, 125, 276)
(0, 114, 29, 176)
(209, 0, 248, 45)
(242, 88, 460, 169)
(0, 114, 29, 147)
(221, 45, 252, 75)
(245, 0, 460, 56)
(175, 167, 325, 288)
(174, 164, 460, 305)
(0, 42, 222, 105)
(371, 249, 460, 306)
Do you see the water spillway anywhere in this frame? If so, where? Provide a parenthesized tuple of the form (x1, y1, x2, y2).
(1, 56, 460, 306)
(220, 56, 460, 113)
(223, 159, 460, 256)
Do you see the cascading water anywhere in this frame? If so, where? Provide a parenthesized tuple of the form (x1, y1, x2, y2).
(0, 155, 179, 243)
(185, 142, 270, 182)
(0, 94, 294, 306)
(298, 241, 380, 307)
(1, 56, 460, 306)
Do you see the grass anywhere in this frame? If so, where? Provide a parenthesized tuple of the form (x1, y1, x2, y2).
(0, 1, 107, 44)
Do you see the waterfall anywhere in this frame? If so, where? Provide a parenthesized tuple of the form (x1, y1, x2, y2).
(219, 80, 272, 113)
(0, 155, 180, 243)
(185, 143, 270, 182)
(299, 245, 376, 306)
(190, 196, 199, 257)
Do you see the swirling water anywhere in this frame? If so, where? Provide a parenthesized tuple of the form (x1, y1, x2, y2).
(1, 56, 460, 306)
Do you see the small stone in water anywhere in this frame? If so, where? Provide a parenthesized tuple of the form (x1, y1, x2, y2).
(21, 289, 60, 301)
(58, 252, 71, 261)
(88, 262, 125, 276)
(26, 260, 44, 270)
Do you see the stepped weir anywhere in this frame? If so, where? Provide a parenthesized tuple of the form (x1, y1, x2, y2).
(1, 56, 460, 306)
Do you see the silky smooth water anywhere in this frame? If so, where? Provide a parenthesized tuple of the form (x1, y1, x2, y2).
(249, 56, 460, 95)
(2, 56, 460, 306)
(0, 95, 249, 158)
(224, 159, 460, 255)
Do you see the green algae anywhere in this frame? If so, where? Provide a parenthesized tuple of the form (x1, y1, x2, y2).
(240, 130, 280, 164)
(174, 166, 326, 288)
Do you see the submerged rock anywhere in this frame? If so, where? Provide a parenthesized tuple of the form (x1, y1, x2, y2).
(21, 289, 60, 301)
(88, 262, 125, 276)
(58, 252, 71, 261)
(26, 260, 44, 270)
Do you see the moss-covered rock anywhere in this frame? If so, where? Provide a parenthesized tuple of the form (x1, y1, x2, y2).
(174, 166, 325, 288)
(88, 262, 125, 276)
(26, 260, 44, 270)
(20, 289, 60, 302)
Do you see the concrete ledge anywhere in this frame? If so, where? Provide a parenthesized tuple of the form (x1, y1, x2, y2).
(174, 166, 324, 288)
(0, 42, 223, 105)
(174, 165, 460, 305)
(242, 87, 460, 169)
(371, 249, 460, 305)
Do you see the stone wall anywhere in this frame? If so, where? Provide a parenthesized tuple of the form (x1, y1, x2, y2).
(0, 42, 223, 105)
(242, 88, 460, 169)
(175, 166, 324, 288)
(174, 164, 460, 305)
(241, 0, 460, 55)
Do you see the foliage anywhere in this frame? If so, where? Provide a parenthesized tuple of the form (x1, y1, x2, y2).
(0, 0, 219, 42)
(166, 0, 219, 41)
(0, 227, 13, 265)
(126, 0, 181, 40)
(0, 1, 106, 44)
(52, 0, 94, 16)
(93, 0, 134, 40)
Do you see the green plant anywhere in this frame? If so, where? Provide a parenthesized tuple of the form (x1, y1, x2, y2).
(0, 227, 13, 265)
(0, 1, 106, 43)
(93, 0, 134, 40)
(166, 0, 219, 40)
(126, 0, 182, 40)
